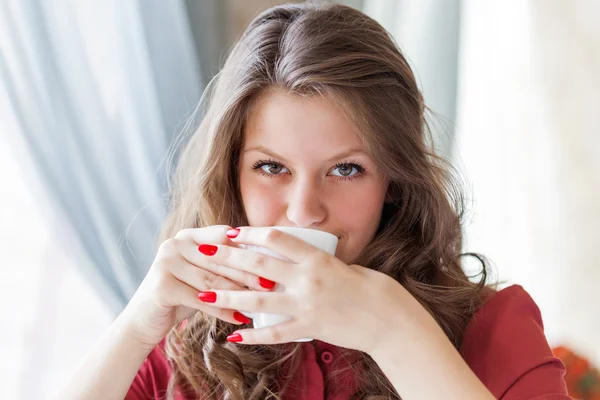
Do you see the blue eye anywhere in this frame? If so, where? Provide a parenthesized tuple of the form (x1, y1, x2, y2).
(251, 159, 366, 181)
(331, 164, 360, 177)
(251, 159, 290, 177)
(259, 163, 289, 175)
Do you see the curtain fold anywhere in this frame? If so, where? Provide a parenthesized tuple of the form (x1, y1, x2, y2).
(0, 0, 203, 314)
(363, 0, 461, 156)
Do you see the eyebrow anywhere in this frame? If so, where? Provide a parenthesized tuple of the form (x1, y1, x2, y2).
(243, 145, 366, 163)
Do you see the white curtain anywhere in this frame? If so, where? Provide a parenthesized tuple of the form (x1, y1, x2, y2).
(0, 0, 203, 397)
(363, 0, 461, 156)
(0, 0, 202, 312)
(364, 0, 600, 366)
(454, 0, 600, 365)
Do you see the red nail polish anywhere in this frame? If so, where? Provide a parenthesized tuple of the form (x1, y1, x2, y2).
(198, 291, 217, 303)
(259, 277, 276, 290)
(227, 333, 243, 343)
(233, 312, 251, 324)
(198, 244, 218, 256)
(226, 228, 240, 238)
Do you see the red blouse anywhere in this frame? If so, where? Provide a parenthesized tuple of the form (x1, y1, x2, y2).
(126, 285, 571, 399)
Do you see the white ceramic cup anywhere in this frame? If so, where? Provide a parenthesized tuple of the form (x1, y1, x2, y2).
(239, 227, 338, 342)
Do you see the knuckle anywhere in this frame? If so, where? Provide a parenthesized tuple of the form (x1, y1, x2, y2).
(264, 228, 282, 243)
(154, 243, 183, 271)
(254, 295, 267, 310)
(174, 229, 190, 240)
(253, 254, 268, 272)
(158, 238, 179, 258)
(216, 309, 232, 321)
(202, 272, 218, 288)
(300, 263, 323, 290)
(312, 251, 330, 267)
(307, 274, 324, 291)
(269, 326, 283, 343)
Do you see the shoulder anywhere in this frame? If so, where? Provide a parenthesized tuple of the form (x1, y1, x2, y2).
(460, 285, 570, 399)
(460, 285, 546, 359)
(464, 284, 543, 335)
(125, 339, 173, 400)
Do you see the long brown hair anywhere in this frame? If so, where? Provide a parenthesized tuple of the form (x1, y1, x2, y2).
(159, 2, 490, 399)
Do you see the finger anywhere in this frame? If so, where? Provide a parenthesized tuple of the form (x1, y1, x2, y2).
(197, 290, 296, 315)
(175, 228, 250, 287)
(176, 244, 261, 289)
(171, 257, 246, 292)
(226, 319, 302, 345)
(194, 243, 291, 285)
(174, 226, 233, 243)
(229, 227, 327, 263)
(174, 278, 250, 325)
(178, 240, 265, 290)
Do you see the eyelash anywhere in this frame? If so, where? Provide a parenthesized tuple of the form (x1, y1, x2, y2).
(251, 158, 366, 181)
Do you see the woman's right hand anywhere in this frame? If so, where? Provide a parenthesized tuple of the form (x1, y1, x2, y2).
(122, 225, 264, 349)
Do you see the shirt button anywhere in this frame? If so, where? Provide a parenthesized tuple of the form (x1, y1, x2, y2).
(321, 351, 333, 364)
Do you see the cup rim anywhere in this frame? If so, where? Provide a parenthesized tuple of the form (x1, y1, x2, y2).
(270, 226, 338, 240)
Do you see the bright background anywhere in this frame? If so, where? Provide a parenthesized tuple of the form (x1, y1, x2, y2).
(1, 1, 598, 398)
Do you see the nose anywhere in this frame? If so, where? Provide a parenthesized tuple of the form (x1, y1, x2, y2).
(286, 177, 327, 228)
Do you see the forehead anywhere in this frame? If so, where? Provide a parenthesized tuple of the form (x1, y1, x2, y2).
(243, 89, 364, 155)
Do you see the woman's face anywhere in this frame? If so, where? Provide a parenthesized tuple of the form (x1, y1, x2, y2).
(239, 90, 388, 264)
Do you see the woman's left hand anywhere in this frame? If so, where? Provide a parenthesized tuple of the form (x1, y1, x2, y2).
(195, 227, 441, 355)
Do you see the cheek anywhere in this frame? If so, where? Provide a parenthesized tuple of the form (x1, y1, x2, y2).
(239, 173, 284, 226)
(331, 180, 386, 262)
(333, 181, 386, 230)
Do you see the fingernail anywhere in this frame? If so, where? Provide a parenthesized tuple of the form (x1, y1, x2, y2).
(233, 312, 251, 324)
(259, 277, 276, 290)
(198, 291, 217, 303)
(226, 228, 240, 238)
(227, 333, 243, 343)
(198, 244, 218, 256)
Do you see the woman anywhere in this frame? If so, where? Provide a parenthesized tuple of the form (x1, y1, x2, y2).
(58, 2, 570, 399)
